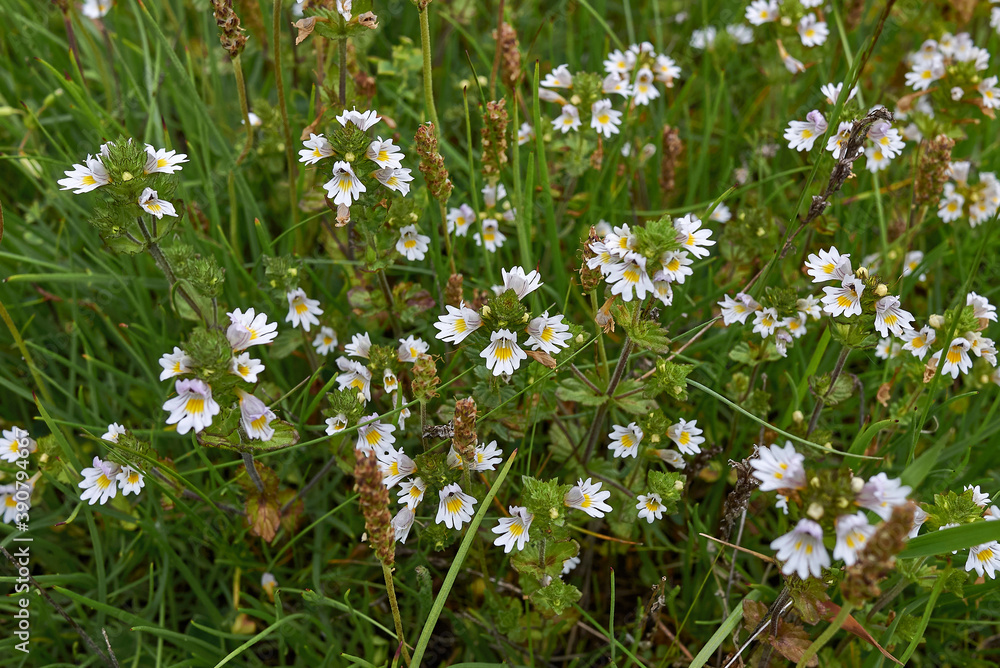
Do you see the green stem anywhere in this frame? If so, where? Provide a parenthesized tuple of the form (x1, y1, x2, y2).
(382, 562, 412, 665)
(582, 337, 634, 461)
(590, 290, 609, 383)
(417, 5, 439, 129)
(795, 602, 852, 668)
(233, 53, 253, 166)
(439, 202, 456, 275)
(137, 218, 206, 324)
(806, 345, 850, 436)
(338, 37, 347, 107)
(241, 452, 266, 493)
(409, 451, 518, 667)
(272, 0, 299, 238)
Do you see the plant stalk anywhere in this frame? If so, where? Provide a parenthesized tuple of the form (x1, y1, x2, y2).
(137, 218, 206, 324)
(382, 561, 412, 665)
(806, 345, 850, 436)
(242, 452, 266, 493)
(417, 4, 439, 129)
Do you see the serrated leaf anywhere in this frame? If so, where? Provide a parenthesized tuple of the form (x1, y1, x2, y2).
(555, 377, 606, 406)
(627, 320, 672, 353)
(809, 372, 854, 406)
(530, 578, 581, 616)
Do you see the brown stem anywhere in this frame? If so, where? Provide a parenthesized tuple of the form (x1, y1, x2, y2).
(137, 218, 206, 323)
(806, 345, 850, 436)
(582, 337, 634, 461)
(241, 452, 266, 493)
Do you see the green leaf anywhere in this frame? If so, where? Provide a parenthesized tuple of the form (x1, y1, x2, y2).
(848, 419, 898, 455)
(647, 470, 685, 514)
(626, 320, 672, 353)
(510, 539, 579, 579)
(554, 377, 607, 406)
(899, 520, 1000, 559)
(530, 578, 581, 616)
(197, 418, 300, 453)
(809, 372, 854, 406)
(613, 381, 658, 415)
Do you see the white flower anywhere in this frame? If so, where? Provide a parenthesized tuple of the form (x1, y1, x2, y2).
(243, 112, 262, 127)
(981, 76, 1000, 109)
(517, 122, 534, 145)
(902, 250, 926, 281)
(285, 288, 323, 332)
(345, 332, 372, 358)
(144, 145, 189, 174)
(985, 505, 1000, 521)
(690, 26, 717, 49)
(158, 346, 194, 381)
(967, 541, 1000, 579)
(58, 154, 109, 193)
(726, 24, 754, 45)
(501, 266, 543, 300)
(938, 184, 965, 222)
(825, 122, 856, 159)
(335, 0, 352, 20)
(492, 506, 533, 553)
(652, 279, 674, 306)
(81, 0, 112, 18)
(226, 308, 279, 350)
(784, 110, 828, 152)
(356, 413, 396, 453)
(770, 519, 831, 580)
(313, 326, 338, 355)
(968, 292, 997, 322)
(867, 121, 905, 159)
(820, 82, 858, 105)
(238, 389, 276, 441)
(336, 360, 372, 401)
(434, 301, 482, 344)
(653, 449, 686, 469)
(603, 49, 633, 75)
(398, 477, 427, 509)
(590, 99, 623, 138)
(797, 14, 828, 47)
(856, 473, 911, 520)
(299, 133, 333, 165)
(0, 427, 34, 463)
(939, 337, 973, 378)
(395, 224, 430, 261)
(383, 368, 399, 394)
(656, 250, 694, 285)
(525, 312, 572, 354)
(752, 307, 780, 338)
(102, 423, 126, 443)
(667, 419, 704, 455)
(797, 295, 822, 320)
(874, 337, 897, 360)
(562, 556, 581, 575)
(718, 293, 759, 325)
(392, 506, 416, 544)
(673, 214, 715, 259)
(587, 239, 620, 276)
(805, 247, 851, 283)
(398, 335, 429, 363)
(447, 204, 475, 236)
(325, 413, 348, 435)
(138, 188, 177, 219)
(965, 484, 990, 507)
(653, 54, 681, 85)
(750, 442, 806, 491)
(163, 378, 220, 435)
(470, 440, 503, 471)
(336, 107, 381, 131)
(377, 445, 416, 488)
(602, 72, 632, 97)
(905, 59, 944, 91)
(366, 137, 404, 168)
(833, 512, 875, 566)
(564, 478, 613, 517)
(636, 493, 665, 523)
(436, 483, 477, 530)
(230, 352, 265, 383)
(552, 104, 581, 133)
(608, 254, 655, 301)
(112, 465, 142, 496)
(608, 422, 643, 459)
(480, 329, 527, 376)
(323, 161, 366, 206)
(541, 63, 573, 89)
(874, 296, 914, 337)
(631, 67, 660, 105)
(746, 0, 779, 26)
(909, 506, 928, 538)
(375, 167, 414, 196)
(864, 146, 891, 173)
(822, 276, 865, 317)
(79, 456, 121, 505)
(474, 218, 507, 252)
(710, 203, 732, 223)
(901, 326, 935, 360)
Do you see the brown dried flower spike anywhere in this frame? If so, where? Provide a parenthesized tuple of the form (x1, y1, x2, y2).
(211, 0, 248, 58)
(354, 450, 395, 566)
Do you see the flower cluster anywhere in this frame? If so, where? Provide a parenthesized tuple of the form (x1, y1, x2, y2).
(751, 442, 912, 579)
(588, 213, 715, 305)
(784, 91, 908, 173)
(77, 423, 148, 506)
(904, 33, 995, 115)
(1, 425, 38, 525)
(298, 108, 414, 225)
(158, 308, 279, 439)
(937, 161, 1000, 226)
(911, 484, 1000, 580)
(608, 417, 705, 468)
(434, 266, 574, 378)
(743, 0, 829, 73)
(719, 290, 821, 358)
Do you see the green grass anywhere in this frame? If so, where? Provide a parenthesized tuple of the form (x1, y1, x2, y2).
(2, 0, 1000, 666)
